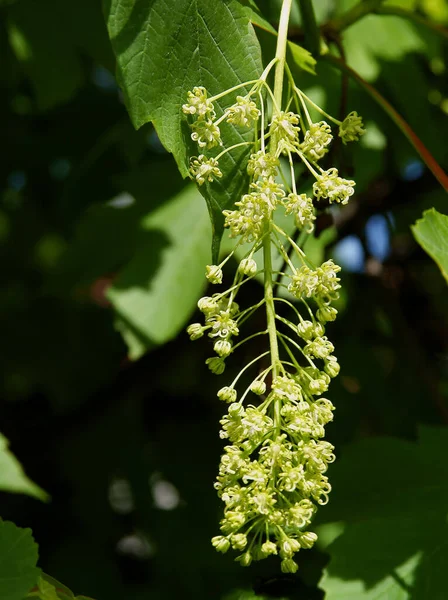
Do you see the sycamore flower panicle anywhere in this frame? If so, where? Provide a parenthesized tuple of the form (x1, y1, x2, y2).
(339, 111, 366, 144)
(183, 60, 365, 570)
(226, 96, 261, 128)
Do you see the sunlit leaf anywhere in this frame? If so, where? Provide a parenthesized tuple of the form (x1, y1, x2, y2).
(412, 208, 448, 283)
(0, 433, 48, 501)
(105, 0, 263, 259)
(107, 185, 211, 359)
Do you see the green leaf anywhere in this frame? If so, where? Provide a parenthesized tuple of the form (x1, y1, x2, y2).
(104, 0, 263, 260)
(38, 574, 96, 600)
(37, 577, 61, 600)
(318, 427, 448, 599)
(238, 0, 277, 33)
(0, 433, 48, 501)
(0, 520, 39, 600)
(107, 185, 212, 359)
(411, 208, 448, 283)
(288, 41, 316, 75)
(38, 575, 73, 599)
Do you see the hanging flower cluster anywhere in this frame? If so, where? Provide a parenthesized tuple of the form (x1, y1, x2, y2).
(183, 55, 364, 573)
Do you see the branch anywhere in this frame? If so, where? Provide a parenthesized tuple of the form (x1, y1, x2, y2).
(321, 53, 448, 193)
(297, 0, 320, 55)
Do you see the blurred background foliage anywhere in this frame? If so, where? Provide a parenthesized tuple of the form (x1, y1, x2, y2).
(0, 0, 447, 598)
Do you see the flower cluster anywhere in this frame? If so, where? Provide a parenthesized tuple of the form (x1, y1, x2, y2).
(184, 52, 364, 571)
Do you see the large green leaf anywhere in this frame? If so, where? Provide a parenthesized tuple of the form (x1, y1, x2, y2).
(318, 427, 448, 599)
(104, 0, 263, 260)
(107, 185, 212, 359)
(0, 521, 39, 600)
(0, 433, 48, 501)
(411, 208, 448, 283)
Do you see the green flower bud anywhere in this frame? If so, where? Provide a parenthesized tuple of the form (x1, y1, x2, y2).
(228, 403, 245, 418)
(214, 339, 232, 357)
(297, 320, 314, 340)
(187, 323, 204, 340)
(313, 322, 325, 337)
(299, 531, 318, 549)
(317, 305, 338, 322)
(206, 264, 223, 284)
(236, 551, 252, 567)
(250, 380, 266, 395)
(198, 296, 218, 314)
(260, 541, 278, 556)
(280, 537, 301, 558)
(281, 558, 298, 574)
(205, 356, 225, 374)
(325, 356, 340, 378)
(212, 535, 230, 553)
(238, 257, 257, 276)
(231, 533, 247, 550)
(217, 386, 237, 403)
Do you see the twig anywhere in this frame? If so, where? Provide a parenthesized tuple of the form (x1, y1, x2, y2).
(297, 0, 320, 55)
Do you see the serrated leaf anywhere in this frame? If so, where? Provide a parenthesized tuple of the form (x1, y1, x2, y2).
(0, 433, 48, 501)
(0, 521, 39, 600)
(318, 427, 448, 599)
(288, 41, 316, 75)
(238, 0, 277, 33)
(107, 185, 211, 359)
(411, 208, 448, 283)
(104, 0, 263, 260)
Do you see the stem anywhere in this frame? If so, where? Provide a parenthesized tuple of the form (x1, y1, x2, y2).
(273, 0, 293, 110)
(297, 0, 320, 56)
(264, 0, 293, 437)
(263, 234, 281, 381)
(329, 0, 386, 32)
